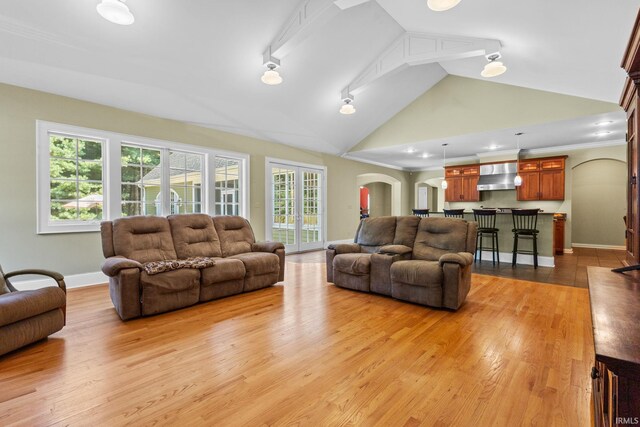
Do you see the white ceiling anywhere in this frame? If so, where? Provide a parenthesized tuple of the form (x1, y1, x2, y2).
(0, 0, 637, 169)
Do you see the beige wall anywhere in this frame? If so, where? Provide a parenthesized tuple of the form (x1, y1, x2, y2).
(364, 182, 392, 217)
(408, 144, 627, 249)
(572, 159, 626, 247)
(351, 76, 621, 152)
(0, 83, 412, 276)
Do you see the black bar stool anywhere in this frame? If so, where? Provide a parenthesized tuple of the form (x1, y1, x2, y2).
(511, 208, 540, 268)
(473, 209, 500, 265)
(412, 209, 430, 218)
(444, 209, 465, 219)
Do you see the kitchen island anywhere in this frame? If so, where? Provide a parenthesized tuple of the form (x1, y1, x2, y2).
(429, 211, 565, 267)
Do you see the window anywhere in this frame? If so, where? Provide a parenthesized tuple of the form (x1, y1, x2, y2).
(37, 121, 249, 234)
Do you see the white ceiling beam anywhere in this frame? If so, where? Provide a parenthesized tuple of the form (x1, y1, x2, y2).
(343, 32, 502, 96)
(266, 0, 371, 61)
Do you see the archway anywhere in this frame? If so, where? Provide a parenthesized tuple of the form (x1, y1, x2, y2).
(571, 159, 626, 248)
(356, 173, 402, 216)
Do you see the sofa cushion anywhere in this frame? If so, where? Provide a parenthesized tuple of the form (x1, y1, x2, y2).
(112, 216, 177, 263)
(356, 216, 396, 247)
(391, 260, 443, 287)
(333, 253, 372, 276)
(0, 287, 66, 327)
(213, 216, 256, 257)
(412, 217, 469, 261)
(201, 258, 246, 285)
(140, 269, 200, 316)
(394, 216, 421, 247)
(168, 214, 223, 259)
(229, 252, 279, 276)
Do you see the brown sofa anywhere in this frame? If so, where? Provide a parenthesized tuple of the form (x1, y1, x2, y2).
(326, 216, 477, 310)
(100, 214, 285, 320)
(0, 264, 66, 356)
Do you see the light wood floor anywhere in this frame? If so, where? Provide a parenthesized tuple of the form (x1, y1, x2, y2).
(0, 252, 594, 426)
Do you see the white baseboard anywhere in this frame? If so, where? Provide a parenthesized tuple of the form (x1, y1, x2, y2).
(477, 250, 555, 267)
(325, 239, 353, 248)
(572, 243, 626, 250)
(563, 248, 574, 254)
(10, 271, 108, 291)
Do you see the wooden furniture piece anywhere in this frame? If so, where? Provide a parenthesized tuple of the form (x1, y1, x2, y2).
(553, 213, 566, 255)
(516, 156, 567, 201)
(511, 208, 540, 268)
(587, 267, 640, 426)
(473, 209, 499, 265)
(411, 209, 429, 217)
(621, 10, 640, 265)
(444, 165, 480, 202)
(444, 208, 465, 218)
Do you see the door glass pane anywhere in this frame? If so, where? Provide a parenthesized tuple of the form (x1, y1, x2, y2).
(302, 170, 322, 244)
(215, 157, 240, 216)
(271, 167, 296, 246)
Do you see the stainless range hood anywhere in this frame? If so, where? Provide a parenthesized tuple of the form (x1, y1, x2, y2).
(477, 163, 517, 191)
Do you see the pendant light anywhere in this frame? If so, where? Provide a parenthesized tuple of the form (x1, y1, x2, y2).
(97, 0, 135, 25)
(514, 132, 523, 187)
(481, 53, 507, 78)
(427, 0, 461, 12)
(340, 94, 356, 115)
(261, 64, 283, 85)
(441, 143, 449, 190)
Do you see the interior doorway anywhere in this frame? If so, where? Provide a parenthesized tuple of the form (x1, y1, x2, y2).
(355, 173, 402, 216)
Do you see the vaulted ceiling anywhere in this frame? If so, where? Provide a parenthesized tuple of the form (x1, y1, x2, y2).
(0, 0, 636, 169)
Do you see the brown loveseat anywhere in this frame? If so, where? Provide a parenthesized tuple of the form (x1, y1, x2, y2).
(326, 216, 477, 310)
(100, 214, 284, 320)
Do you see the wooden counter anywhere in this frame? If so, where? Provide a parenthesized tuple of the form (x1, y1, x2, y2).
(587, 267, 640, 425)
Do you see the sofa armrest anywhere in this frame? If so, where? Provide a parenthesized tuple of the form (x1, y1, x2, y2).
(378, 245, 413, 256)
(252, 241, 285, 253)
(4, 269, 67, 293)
(102, 256, 143, 277)
(439, 252, 474, 267)
(327, 243, 361, 254)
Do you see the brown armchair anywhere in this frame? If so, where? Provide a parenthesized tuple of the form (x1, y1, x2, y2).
(0, 264, 67, 356)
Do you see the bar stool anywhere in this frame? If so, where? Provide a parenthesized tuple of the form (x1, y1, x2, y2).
(473, 209, 500, 265)
(511, 208, 540, 268)
(444, 209, 465, 219)
(412, 209, 430, 218)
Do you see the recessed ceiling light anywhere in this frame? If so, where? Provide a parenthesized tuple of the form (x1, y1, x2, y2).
(486, 144, 500, 150)
(421, 153, 430, 158)
(97, 0, 135, 25)
(406, 147, 416, 154)
(595, 120, 614, 126)
(595, 131, 611, 136)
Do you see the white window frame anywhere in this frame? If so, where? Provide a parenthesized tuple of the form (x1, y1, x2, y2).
(36, 121, 250, 234)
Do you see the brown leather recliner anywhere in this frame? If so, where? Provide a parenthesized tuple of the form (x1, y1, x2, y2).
(100, 214, 285, 320)
(0, 264, 66, 356)
(326, 216, 477, 310)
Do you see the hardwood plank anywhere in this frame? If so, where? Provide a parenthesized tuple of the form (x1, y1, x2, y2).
(0, 254, 594, 426)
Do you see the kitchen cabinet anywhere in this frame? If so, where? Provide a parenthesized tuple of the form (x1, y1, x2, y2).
(516, 156, 566, 201)
(444, 166, 480, 202)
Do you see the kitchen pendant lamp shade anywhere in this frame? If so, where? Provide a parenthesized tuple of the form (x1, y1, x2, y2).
(427, 0, 461, 11)
(481, 61, 507, 78)
(514, 175, 523, 186)
(441, 179, 448, 190)
(97, 0, 135, 25)
(261, 66, 282, 85)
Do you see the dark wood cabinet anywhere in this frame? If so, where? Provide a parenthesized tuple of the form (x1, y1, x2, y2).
(553, 213, 566, 255)
(587, 267, 640, 427)
(621, 9, 640, 264)
(444, 166, 480, 202)
(516, 156, 566, 201)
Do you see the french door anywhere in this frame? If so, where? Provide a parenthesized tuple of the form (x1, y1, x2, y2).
(267, 160, 325, 253)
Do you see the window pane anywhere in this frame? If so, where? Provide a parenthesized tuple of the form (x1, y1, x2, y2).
(78, 140, 102, 161)
(121, 146, 141, 165)
(215, 157, 240, 216)
(49, 137, 75, 159)
(122, 144, 162, 215)
(50, 159, 77, 179)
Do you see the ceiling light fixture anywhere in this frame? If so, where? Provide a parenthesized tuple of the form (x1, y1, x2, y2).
(427, 0, 461, 12)
(481, 52, 507, 78)
(514, 132, 523, 187)
(421, 153, 430, 159)
(340, 94, 356, 115)
(595, 120, 614, 126)
(595, 131, 611, 136)
(97, 0, 135, 25)
(406, 147, 417, 154)
(487, 144, 500, 150)
(261, 47, 283, 86)
(441, 143, 449, 190)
